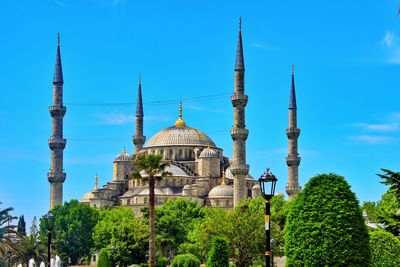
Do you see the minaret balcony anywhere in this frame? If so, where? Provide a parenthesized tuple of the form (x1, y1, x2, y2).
(48, 138, 67, 149)
(230, 94, 248, 107)
(286, 155, 301, 166)
(49, 105, 67, 116)
(230, 163, 249, 176)
(47, 171, 66, 183)
(286, 128, 300, 138)
(230, 128, 249, 140)
(286, 185, 302, 195)
(132, 135, 146, 144)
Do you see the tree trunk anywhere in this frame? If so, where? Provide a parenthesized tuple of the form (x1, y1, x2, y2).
(148, 175, 156, 267)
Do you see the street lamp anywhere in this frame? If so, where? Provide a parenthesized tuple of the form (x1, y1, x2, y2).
(258, 168, 277, 267)
(7, 250, 12, 267)
(45, 213, 55, 267)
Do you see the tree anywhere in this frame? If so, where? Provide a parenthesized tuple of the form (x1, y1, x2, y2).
(132, 154, 170, 267)
(39, 200, 99, 264)
(207, 237, 229, 267)
(285, 173, 370, 266)
(11, 233, 46, 267)
(369, 229, 400, 267)
(0, 202, 16, 258)
(376, 189, 400, 235)
(155, 199, 204, 257)
(92, 206, 148, 266)
(378, 169, 400, 199)
(97, 249, 111, 267)
(29, 217, 38, 236)
(17, 216, 26, 236)
(170, 254, 200, 267)
(361, 201, 378, 223)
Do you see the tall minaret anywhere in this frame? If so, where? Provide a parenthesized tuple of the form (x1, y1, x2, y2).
(48, 33, 67, 209)
(286, 65, 301, 200)
(132, 74, 146, 153)
(231, 18, 249, 207)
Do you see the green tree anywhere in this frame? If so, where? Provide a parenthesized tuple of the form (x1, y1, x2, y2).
(97, 249, 111, 267)
(361, 201, 378, 223)
(285, 173, 370, 266)
(155, 199, 204, 256)
(207, 237, 229, 267)
(92, 206, 148, 266)
(369, 229, 400, 267)
(0, 202, 16, 258)
(378, 169, 400, 199)
(12, 233, 46, 267)
(132, 154, 170, 267)
(376, 189, 400, 235)
(39, 200, 99, 264)
(17, 215, 26, 236)
(170, 254, 200, 267)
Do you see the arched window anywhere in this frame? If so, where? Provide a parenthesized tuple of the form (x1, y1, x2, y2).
(169, 149, 173, 159)
(127, 199, 131, 205)
(216, 200, 220, 207)
(179, 149, 183, 159)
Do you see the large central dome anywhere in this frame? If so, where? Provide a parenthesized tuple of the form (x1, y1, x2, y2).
(145, 125, 216, 148)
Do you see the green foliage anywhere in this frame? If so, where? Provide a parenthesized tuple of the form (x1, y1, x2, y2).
(378, 169, 400, 199)
(207, 237, 229, 267)
(170, 254, 200, 267)
(17, 215, 26, 236)
(39, 199, 99, 265)
(376, 190, 400, 235)
(361, 201, 378, 223)
(285, 173, 370, 266)
(155, 199, 204, 256)
(156, 256, 169, 267)
(11, 233, 46, 266)
(369, 229, 400, 267)
(98, 249, 111, 267)
(92, 206, 148, 266)
(0, 202, 16, 257)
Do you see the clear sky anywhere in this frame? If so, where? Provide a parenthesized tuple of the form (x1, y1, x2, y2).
(0, 0, 399, 225)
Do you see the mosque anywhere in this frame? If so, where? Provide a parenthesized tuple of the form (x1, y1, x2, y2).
(47, 21, 302, 213)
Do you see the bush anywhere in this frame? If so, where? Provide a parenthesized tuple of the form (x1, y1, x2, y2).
(171, 254, 200, 267)
(97, 249, 111, 267)
(370, 229, 400, 267)
(207, 237, 229, 267)
(285, 173, 370, 266)
(156, 256, 168, 267)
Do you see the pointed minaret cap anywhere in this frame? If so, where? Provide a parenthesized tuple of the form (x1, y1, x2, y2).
(136, 73, 144, 117)
(175, 102, 186, 127)
(235, 17, 245, 71)
(289, 64, 297, 109)
(53, 32, 64, 84)
(94, 173, 99, 191)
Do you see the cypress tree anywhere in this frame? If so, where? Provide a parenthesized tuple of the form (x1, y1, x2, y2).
(17, 215, 26, 236)
(97, 249, 111, 267)
(207, 237, 229, 267)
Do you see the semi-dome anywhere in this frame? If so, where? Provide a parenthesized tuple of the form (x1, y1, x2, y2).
(199, 147, 219, 158)
(145, 126, 216, 148)
(114, 148, 132, 162)
(208, 184, 233, 198)
(81, 191, 94, 203)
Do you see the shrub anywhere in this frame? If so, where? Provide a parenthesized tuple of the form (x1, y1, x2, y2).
(370, 229, 400, 267)
(207, 237, 229, 267)
(285, 173, 370, 266)
(97, 249, 111, 267)
(156, 256, 168, 267)
(171, 254, 200, 267)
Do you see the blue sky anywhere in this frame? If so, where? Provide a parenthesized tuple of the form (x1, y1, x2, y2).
(0, 0, 399, 224)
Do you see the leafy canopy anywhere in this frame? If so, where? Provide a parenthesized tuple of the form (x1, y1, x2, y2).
(369, 229, 400, 267)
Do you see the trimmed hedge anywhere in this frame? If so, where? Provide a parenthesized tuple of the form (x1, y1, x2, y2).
(370, 229, 400, 267)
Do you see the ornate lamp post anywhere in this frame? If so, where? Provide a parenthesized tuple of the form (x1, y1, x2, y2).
(45, 213, 55, 267)
(258, 168, 277, 267)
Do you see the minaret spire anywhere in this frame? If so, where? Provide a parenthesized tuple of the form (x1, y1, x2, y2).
(286, 65, 301, 200)
(231, 18, 249, 207)
(48, 32, 67, 209)
(132, 73, 146, 153)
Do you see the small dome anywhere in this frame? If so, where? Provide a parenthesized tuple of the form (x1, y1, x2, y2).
(252, 184, 260, 189)
(199, 147, 219, 158)
(114, 148, 132, 162)
(225, 167, 254, 181)
(183, 184, 192, 190)
(81, 191, 94, 203)
(208, 184, 233, 198)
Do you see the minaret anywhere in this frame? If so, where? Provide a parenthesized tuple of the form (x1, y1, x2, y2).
(48, 33, 67, 209)
(286, 65, 301, 200)
(230, 18, 249, 207)
(132, 74, 146, 153)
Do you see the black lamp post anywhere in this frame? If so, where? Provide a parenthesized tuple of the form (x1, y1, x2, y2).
(258, 168, 277, 267)
(7, 250, 12, 267)
(45, 213, 55, 267)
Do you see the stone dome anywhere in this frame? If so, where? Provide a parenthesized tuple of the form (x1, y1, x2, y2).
(199, 147, 219, 158)
(208, 184, 233, 198)
(252, 184, 260, 189)
(139, 164, 188, 177)
(81, 191, 94, 203)
(145, 126, 216, 148)
(114, 148, 132, 162)
(225, 166, 254, 181)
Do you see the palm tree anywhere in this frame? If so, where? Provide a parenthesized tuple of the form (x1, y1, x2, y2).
(12, 233, 46, 267)
(132, 154, 170, 267)
(0, 203, 16, 259)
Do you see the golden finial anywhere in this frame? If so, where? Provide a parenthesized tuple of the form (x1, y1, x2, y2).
(95, 173, 99, 191)
(291, 64, 294, 75)
(175, 101, 186, 127)
(138, 72, 142, 85)
(57, 32, 60, 46)
(221, 169, 226, 185)
(239, 17, 242, 31)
